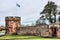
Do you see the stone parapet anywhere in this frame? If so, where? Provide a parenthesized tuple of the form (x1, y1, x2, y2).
(5, 16, 21, 21)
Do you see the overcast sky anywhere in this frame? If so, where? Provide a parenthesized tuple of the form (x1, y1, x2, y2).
(0, 0, 60, 26)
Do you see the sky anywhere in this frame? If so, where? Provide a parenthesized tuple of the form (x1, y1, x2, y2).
(0, 0, 60, 26)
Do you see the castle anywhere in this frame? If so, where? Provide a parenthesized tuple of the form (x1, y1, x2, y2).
(5, 16, 60, 37)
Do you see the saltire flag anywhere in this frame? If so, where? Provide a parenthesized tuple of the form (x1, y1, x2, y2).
(16, 3, 20, 7)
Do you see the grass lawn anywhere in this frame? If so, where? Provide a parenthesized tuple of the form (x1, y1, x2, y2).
(0, 35, 60, 40)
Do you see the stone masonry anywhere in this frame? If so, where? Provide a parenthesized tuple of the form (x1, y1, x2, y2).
(18, 24, 49, 37)
(5, 16, 50, 37)
(49, 23, 60, 37)
(5, 16, 21, 35)
(5, 16, 60, 37)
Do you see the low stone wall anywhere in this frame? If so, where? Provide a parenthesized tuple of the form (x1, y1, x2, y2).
(18, 26, 40, 36)
(40, 25, 49, 37)
(0, 26, 5, 31)
(17, 25, 49, 37)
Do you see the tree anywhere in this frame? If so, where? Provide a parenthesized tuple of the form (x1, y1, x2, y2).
(40, 1, 57, 23)
(36, 15, 46, 25)
(58, 12, 60, 22)
(31, 23, 35, 26)
(59, 17, 60, 22)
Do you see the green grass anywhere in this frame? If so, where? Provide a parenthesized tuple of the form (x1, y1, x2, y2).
(0, 35, 60, 40)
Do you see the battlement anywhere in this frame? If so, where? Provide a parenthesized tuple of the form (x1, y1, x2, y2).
(5, 16, 21, 21)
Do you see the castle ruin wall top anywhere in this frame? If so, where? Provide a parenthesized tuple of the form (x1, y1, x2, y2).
(5, 16, 21, 21)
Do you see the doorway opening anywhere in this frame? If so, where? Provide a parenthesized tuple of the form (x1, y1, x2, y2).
(52, 27, 57, 37)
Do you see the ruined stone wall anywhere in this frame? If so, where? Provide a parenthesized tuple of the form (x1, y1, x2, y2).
(18, 26, 41, 36)
(49, 23, 60, 37)
(56, 24, 60, 37)
(5, 16, 21, 35)
(40, 25, 49, 37)
(0, 26, 5, 31)
(49, 24, 53, 37)
(5, 16, 50, 37)
(18, 25, 49, 37)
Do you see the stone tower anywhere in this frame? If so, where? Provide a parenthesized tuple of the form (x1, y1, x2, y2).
(5, 16, 21, 35)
